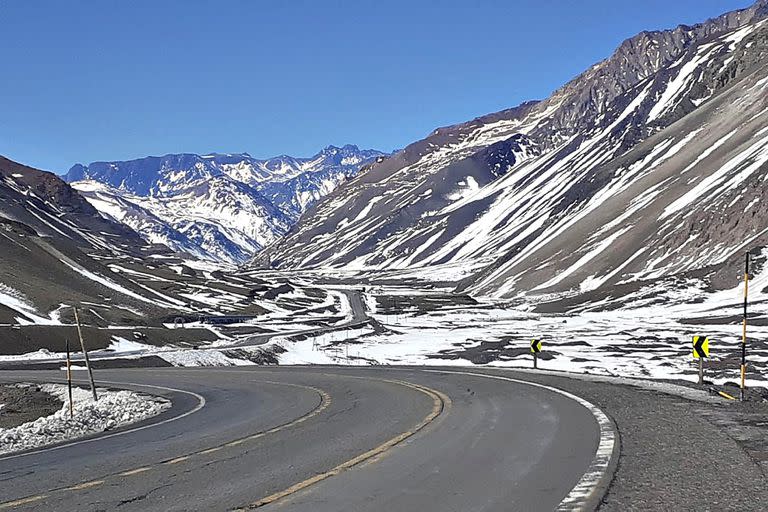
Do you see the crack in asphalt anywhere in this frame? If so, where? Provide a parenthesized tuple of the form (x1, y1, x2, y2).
(114, 481, 176, 507)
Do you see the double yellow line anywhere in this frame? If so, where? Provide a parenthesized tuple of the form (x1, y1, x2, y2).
(0, 377, 449, 511)
(0, 381, 330, 510)
(239, 378, 449, 509)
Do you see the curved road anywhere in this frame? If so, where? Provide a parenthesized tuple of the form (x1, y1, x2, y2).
(0, 367, 605, 511)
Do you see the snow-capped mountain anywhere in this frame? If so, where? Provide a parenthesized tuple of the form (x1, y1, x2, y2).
(65, 145, 386, 263)
(259, 0, 768, 300)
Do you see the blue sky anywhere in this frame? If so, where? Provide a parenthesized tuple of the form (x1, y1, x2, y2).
(0, 0, 754, 173)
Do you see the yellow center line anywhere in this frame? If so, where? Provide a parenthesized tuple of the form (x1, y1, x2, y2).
(0, 381, 330, 510)
(0, 376, 448, 512)
(237, 378, 450, 510)
(0, 495, 47, 510)
(164, 456, 191, 465)
(119, 467, 152, 476)
(63, 480, 104, 491)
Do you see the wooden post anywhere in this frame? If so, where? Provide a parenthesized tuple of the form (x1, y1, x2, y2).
(65, 338, 74, 418)
(73, 307, 98, 401)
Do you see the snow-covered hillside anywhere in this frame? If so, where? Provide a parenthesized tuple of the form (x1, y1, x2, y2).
(260, 0, 768, 301)
(66, 146, 386, 263)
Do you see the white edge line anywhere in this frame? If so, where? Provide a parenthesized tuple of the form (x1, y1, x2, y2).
(0, 380, 206, 462)
(424, 369, 615, 511)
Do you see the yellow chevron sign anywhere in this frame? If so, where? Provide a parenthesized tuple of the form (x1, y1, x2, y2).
(531, 339, 542, 354)
(693, 336, 709, 359)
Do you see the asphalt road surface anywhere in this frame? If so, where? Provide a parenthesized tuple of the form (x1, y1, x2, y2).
(0, 366, 604, 511)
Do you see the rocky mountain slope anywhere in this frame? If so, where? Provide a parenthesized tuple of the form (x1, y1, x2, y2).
(65, 145, 386, 263)
(0, 156, 179, 327)
(0, 155, 354, 360)
(259, 0, 768, 302)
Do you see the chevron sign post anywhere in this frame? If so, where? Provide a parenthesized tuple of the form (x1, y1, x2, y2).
(693, 335, 710, 385)
(531, 339, 542, 369)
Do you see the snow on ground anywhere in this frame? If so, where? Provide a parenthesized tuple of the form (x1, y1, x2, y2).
(0, 349, 66, 363)
(266, 291, 768, 388)
(159, 349, 253, 367)
(0, 284, 60, 326)
(95, 339, 258, 367)
(266, 327, 376, 365)
(59, 259, 171, 307)
(363, 293, 378, 313)
(0, 337, 253, 368)
(0, 383, 170, 455)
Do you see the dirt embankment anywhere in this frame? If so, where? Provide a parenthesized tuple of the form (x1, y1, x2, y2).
(0, 325, 218, 355)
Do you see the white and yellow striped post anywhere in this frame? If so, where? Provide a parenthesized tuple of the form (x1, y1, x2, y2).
(741, 252, 750, 401)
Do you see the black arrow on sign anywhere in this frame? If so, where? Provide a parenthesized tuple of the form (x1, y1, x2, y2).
(693, 336, 707, 358)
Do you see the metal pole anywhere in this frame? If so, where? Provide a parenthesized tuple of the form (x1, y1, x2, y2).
(65, 338, 74, 418)
(73, 307, 98, 401)
(699, 357, 704, 385)
(741, 252, 750, 401)
(534, 352, 538, 370)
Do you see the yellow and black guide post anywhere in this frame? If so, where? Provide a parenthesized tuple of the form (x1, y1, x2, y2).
(693, 335, 709, 385)
(531, 338, 542, 369)
(741, 252, 750, 401)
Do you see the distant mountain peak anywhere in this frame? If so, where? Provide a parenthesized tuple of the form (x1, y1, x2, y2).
(65, 145, 388, 263)
(321, 144, 361, 153)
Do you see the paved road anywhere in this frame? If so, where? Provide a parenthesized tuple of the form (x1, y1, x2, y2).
(0, 366, 603, 511)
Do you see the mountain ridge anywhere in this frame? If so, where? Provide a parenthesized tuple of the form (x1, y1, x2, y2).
(257, 0, 768, 303)
(65, 145, 387, 263)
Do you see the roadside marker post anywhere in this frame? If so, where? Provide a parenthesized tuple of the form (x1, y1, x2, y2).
(692, 335, 710, 385)
(65, 338, 74, 418)
(741, 252, 750, 401)
(73, 307, 98, 401)
(531, 339, 542, 369)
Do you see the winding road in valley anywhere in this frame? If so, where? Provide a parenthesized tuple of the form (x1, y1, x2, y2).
(0, 289, 369, 368)
(0, 366, 610, 512)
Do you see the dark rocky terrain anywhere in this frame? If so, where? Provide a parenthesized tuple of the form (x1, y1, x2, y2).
(259, 0, 768, 305)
